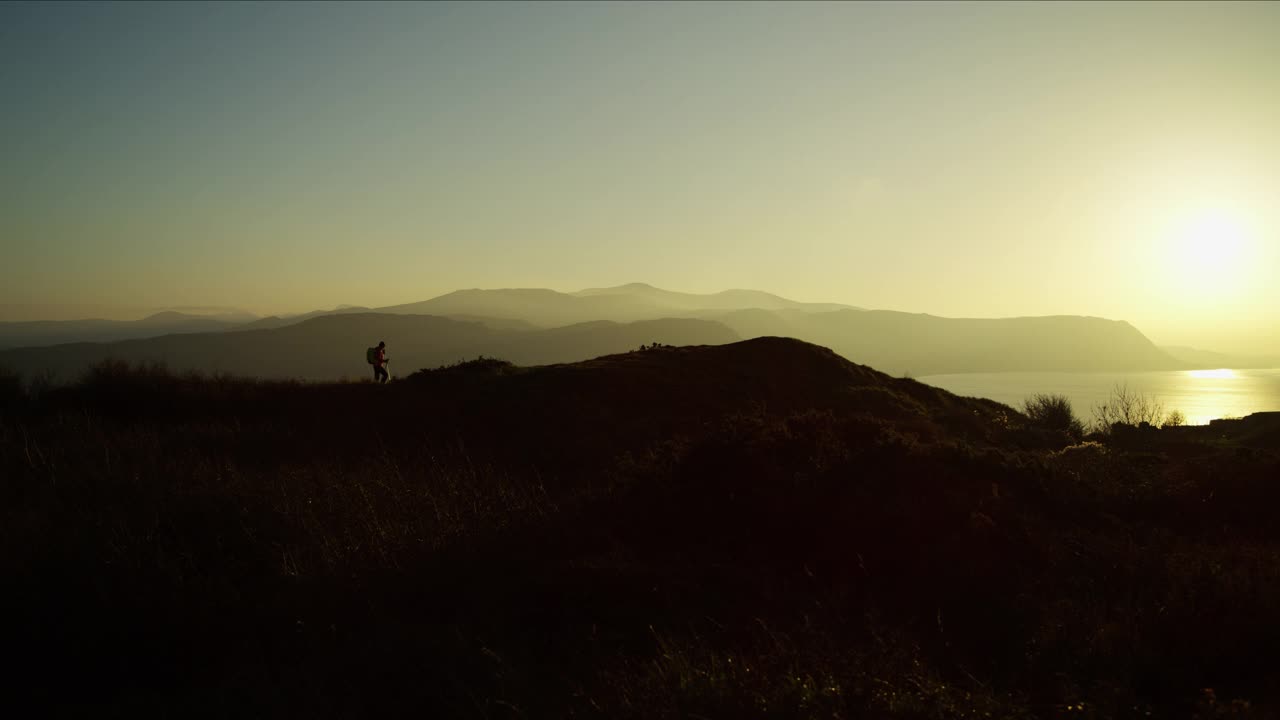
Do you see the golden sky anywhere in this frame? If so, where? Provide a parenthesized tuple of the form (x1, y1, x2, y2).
(2, 2, 1276, 354)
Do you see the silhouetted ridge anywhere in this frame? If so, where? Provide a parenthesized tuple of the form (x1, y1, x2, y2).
(403, 336, 1013, 457)
(551, 336, 881, 390)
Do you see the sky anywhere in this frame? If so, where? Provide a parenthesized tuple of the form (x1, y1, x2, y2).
(1, 1, 1277, 354)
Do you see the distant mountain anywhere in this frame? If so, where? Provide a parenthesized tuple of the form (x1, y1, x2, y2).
(0, 284, 1207, 375)
(709, 308, 1183, 376)
(0, 313, 740, 382)
(1, 304, 430, 347)
(1161, 346, 1280, 370)
(150, 306, 258, 323)
(231, 308, 539, 334)
(373, 284, 855, 327)
(375, 288, 643, 326)
(441, 315, 545, 333)
(571, 283, 855, 313)
(0, 312, 249, 350)
(229, 306, 371, 331)
(357, 286, 1182, 374)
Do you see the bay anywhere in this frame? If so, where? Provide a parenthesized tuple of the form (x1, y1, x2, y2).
(919, 368, 1280, 426)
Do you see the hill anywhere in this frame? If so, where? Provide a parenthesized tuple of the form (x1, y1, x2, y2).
(4, 337, 1278, 717)
(0, 313, 740, 382)
(403, 336, 1014, 467)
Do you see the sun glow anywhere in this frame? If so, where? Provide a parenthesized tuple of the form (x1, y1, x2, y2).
(1179, 209, 1247, 269)
(1160, 205, 1258, 302)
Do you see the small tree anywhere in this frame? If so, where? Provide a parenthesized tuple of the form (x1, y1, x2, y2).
(1092, 383, 1169, 432)
(1022, 393, 1085, 439)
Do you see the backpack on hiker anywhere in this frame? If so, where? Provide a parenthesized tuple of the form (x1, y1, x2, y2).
(366, 347, 377, 365)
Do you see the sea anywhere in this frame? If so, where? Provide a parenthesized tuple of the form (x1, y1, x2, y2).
(918, 368, 1280, 426)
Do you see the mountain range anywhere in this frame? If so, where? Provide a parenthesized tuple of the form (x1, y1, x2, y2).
(0, 311, 252, 350)
(1, 283, 1263, 381)
(375, 283, 856, 326)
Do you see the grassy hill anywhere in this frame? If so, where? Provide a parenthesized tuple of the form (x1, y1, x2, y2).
(3, 338, 1278, 717)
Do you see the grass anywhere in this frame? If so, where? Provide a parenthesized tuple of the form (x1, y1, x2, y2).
(3, 342, 1278, 717)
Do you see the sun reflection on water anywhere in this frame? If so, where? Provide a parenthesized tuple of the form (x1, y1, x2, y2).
(922, 367, 1280, 428)
(1186, 368, 1237, 380)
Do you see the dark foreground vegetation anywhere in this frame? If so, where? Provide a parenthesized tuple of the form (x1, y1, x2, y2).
(3, 338, 1279, 718)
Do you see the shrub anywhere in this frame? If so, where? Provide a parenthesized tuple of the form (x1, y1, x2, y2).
(416, 355, 517, 377)
(1022, 393, 1085, 439)
(457, 355, 515, 373)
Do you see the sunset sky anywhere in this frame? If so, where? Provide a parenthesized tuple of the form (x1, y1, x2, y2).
(2, 1, 1276, 354)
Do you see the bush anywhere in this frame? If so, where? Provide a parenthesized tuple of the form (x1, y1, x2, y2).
(410, 355, 517, 378)
(1022, 393, 1084, 439)
(79, 358, 174, 388)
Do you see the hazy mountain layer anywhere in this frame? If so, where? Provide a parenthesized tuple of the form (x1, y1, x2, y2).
(1161, 345, 1280, 370)
(0, 313, 740, 382)
(570, 282, 855, 313)
(368, 285, 1186, 374)
(711, 308, 1184, 376)
(0, 312, 246, 350)
(1, 284, 1199, 375)
(375, 283, 854, 327)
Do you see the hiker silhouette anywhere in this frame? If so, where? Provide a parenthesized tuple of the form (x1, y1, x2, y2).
(370, 341, 389, 383)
